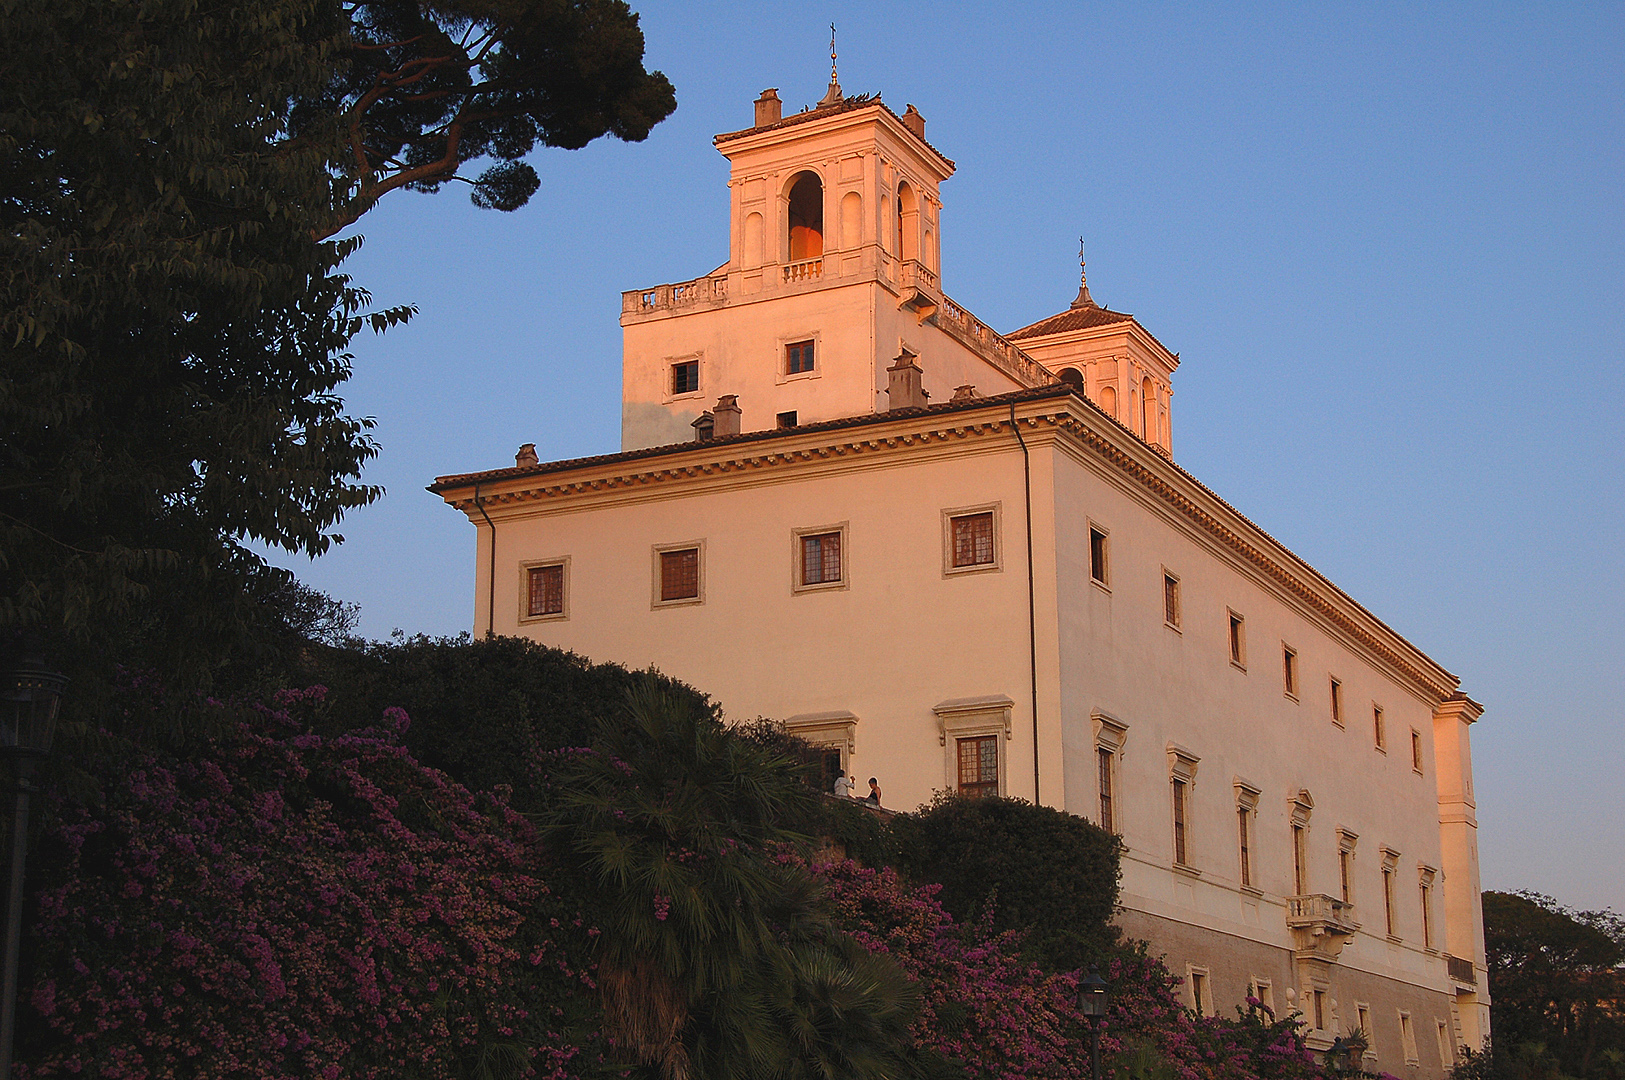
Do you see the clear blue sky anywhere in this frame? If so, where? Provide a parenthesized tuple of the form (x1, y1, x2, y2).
(266, 2, 1624, 911)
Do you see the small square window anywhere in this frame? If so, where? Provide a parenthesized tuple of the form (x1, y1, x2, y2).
(950, 512, 995, 568)
(655, 545, 701, 605)
(786, 339, 815, 374)
(671, 359, 700, 395)
(1373, 704, 1387, 751)
(1163, 571, 1181, 628)
(1228, 611, 1246, 669)
(799, 530, 843, 587)
(1330, 677, 1344, 726)
(776, 410, 798, 428)
(1089, 525, 1109, 586)
(957, 735, 999, 797)
(1283, 645, 1299, 699)
(526, 563, 564, 618)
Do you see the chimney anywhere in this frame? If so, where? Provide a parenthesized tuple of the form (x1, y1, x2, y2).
(754, 88, 782, 127)
(887, 350, 927, 410)
(711, 394, 742, 437)
(901, 104, 926, 140)
(515, 443, 539, 466)
(691, 411, 715, 442)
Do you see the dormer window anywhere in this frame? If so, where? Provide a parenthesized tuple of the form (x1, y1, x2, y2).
(787, 172, 823, 261)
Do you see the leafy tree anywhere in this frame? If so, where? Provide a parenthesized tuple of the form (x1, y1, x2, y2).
(1483, 891, 1625, 1080)
(306, 0, 677, 235)
(2, 0, 674, 695)
(1, 0, 405, 694)
(889, 793, 1122, 971)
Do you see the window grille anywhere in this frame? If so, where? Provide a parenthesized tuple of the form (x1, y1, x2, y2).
(957, 735, 998, 797)
(660, 548, 699, 601)
(800, 532, 842, 585)
(527, 564, 564, 617)
(672, 360, 699, 394)
(951, 512, 995, 567)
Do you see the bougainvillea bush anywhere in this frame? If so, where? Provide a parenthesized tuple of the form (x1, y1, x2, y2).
(802, 855, 1328, 1080)
(20, 685, 599, 1080)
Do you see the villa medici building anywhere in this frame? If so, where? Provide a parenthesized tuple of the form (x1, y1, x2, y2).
(432, 73, 1490, 1076)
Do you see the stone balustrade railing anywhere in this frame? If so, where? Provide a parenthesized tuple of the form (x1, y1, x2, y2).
(623, 272, 729, 316)
(783, 257, 823, 283)
(1286, 893, 1361, 934)
(934, 293, 1057, 388)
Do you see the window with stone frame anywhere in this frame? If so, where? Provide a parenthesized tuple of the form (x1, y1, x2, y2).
(526, 563, 564, 618)
(957, 735, 999, 798)
(799, 530, 842, 587)
(658, 547, 700, 603)
(950, 511, 994, 568)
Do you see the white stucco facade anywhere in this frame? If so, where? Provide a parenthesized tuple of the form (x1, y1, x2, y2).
(433, 81, 1487, 1079)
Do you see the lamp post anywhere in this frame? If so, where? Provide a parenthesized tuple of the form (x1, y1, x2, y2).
(0, 643, 65, 1080)
(1078, 965, 1111, 1080)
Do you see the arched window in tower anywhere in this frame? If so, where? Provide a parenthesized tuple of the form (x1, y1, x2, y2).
(1059, 367, 1084, 390)
(1100, 384, 1117, 417)
(743, 212, 764, 267)
(1141, 377, 1155, 440)
(787, 172, 824, 262)
(897, 181, 918, 262)
(840, 191, 863, 249)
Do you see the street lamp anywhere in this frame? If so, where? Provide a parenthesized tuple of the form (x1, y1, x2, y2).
(0, 642, 65, 1080)
(1078, 965, 1111, 1080)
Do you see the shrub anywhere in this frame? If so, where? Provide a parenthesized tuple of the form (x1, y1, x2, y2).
(889, 793, 1121, 971)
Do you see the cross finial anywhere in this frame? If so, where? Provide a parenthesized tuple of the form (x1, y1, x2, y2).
(1071, 236, 1096, 309)
(818, 24, 843, 106)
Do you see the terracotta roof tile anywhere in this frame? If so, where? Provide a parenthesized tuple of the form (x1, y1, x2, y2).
(1006, 304, 1136, 340)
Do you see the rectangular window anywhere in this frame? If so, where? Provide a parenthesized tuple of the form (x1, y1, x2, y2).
(1238, 805, 1253, 888)
(1400, 1012, 1419, 1065)
(1438, 1021, 1455, 1068)
(1373, 705, 1386, 751)
(1250, 978, 1274, 1015)
(1189, 970, 1209, 1016)
(1229, 611, 1246, 668)
(1340, 847, 1353, 904)
(786, 339, 815, 374)
(1357, 1005, 1374, 1049)
(957, 735, 998, 797)
(1412, 728, 1424, 773)
(1421, 879, 1434, 949)
(1383, 866, 1397, 937)
(1163, 571, 1181, 628)
(1172, 778, 1189, 866)
(1089, 526, 1109, 586)
(671, 359, 700, 395)
(820, 748, 844, 792)
(1283, 645, 1299, 698)
(1292, 824, 1308, 895)
(1097, 747, 1115, 832)
(951, 512, 995, 568)
(526, 563, 564, 617)
(659, 547, 700, 602)
(776, 410, 798, 428)
(1313, 989, 1327, 1031)
(800, 531, 843, 586)
(1330, 677, 1343, 726)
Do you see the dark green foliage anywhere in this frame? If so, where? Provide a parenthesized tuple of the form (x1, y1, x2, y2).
(307, 0, 677, 233)
(541, 680, 932, 1080)
(301, 633, 710, 808)
(1480, 891, 1625, 1080)
(730, 717, 899, 868)
(1, 0, 403, 695)
(890, 793, 1122, 971)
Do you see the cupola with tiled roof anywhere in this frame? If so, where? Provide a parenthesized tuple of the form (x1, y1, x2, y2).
(1005, 246, 1181, 456)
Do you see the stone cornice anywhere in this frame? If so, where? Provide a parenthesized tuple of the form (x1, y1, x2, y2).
(433, 388, 1462, 704)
